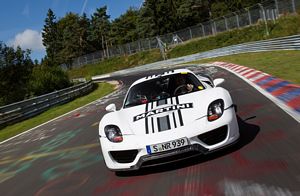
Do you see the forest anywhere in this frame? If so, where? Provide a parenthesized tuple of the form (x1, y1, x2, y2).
(42, 0, 262, 68)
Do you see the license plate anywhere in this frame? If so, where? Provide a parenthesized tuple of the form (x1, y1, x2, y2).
(146, 137, 189, 154)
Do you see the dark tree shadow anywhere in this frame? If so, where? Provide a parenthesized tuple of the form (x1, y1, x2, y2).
(116, 115, 260, 177)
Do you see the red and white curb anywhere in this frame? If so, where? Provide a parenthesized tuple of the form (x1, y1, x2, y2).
(212, 62, 300, 123)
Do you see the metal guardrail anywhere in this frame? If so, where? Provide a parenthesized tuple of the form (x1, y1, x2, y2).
(188, 34, 300, 60)
(91, 34, 300, 79)
(0, 81, 93, 128)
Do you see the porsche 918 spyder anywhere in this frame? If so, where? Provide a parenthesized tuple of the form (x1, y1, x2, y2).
(99, 69, 239, 171)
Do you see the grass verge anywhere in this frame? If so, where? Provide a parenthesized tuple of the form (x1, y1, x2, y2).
(192, 50, 300, 84)
(0, 82, 115, 142)
(68, 49, 162, 79)
(168, 14, 300, 58)
(68, 14, 300, 80)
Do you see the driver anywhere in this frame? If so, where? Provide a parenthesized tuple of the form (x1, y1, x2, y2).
(174, 74, 194, 95)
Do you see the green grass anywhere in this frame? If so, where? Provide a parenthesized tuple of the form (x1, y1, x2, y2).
(0, 82, 115, 142)
(68, 49, 162, 79)
(168, 14, 300, 58)
(192, 50, 300, 84)
(68, 14, 300, 80)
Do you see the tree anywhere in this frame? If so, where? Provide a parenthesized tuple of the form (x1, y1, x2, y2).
(138, 0, 209, 36)
(205, 0, 263, 18)
(0, 43, 33, 106)
(29, 65, 70, 96)
(79, 13, 94, 53)
(53, 12, 95, 68)
(175, 0, 210, 28)
(139, 0, 178, 36)
(88, 6, 111, 54)
(110, 7, 140, 45)
(138, 1, 157, 38)
(42, 9, 60, 66)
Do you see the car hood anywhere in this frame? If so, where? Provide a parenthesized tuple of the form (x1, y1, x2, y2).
(115, 87, 232, 136)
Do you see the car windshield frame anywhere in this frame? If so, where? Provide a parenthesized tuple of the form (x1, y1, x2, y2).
(123, 72, 205, 108)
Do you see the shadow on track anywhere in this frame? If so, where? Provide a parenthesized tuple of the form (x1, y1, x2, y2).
(115, 115, 260, 177)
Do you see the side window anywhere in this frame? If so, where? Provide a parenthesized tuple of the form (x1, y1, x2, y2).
(172, 73, 205, 96)
(187, 73, 205, 91)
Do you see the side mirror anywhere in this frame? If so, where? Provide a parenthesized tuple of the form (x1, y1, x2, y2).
(106, 103, 116, 112)
(213, 78, 225, 87)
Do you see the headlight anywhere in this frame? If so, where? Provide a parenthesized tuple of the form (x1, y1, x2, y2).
(207, 99, 224, 121)
(104, 125, 123, 143)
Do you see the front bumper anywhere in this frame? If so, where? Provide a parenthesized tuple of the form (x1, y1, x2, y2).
(124, 144, 209, 171)
(100, 107, 240, 171)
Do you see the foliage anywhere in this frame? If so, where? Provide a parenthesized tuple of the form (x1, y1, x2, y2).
(40, 0, 265, 68)
(0, 42, 71, 106)
(110, 8, 140, 44)
(68, 49, 162, 79)
(42, 9, 60, 65)
(57, 13, 90, 67)
(208, 0, 261, 18)
(168, 14, 300, 58)
(29, 65, 70, 96)
(0, 43, 33, 106)
(68, 14, 300, 80)
(268, 14, 300, 37)
(88, 6, 111, 52)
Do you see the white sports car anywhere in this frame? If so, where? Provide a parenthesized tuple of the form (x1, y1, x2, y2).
(99, 69, 239, 171)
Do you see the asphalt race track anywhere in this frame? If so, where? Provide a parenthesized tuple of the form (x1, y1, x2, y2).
(1, 65, 300, 196)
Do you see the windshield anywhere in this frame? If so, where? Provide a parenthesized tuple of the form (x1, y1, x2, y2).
(124, 73, 204, 108)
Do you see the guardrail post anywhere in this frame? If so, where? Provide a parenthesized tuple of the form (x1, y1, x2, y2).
(200, 23, 205, 37)
(258, 3, 269, 36)
(188, 27, 193, 39)
(291, 0, 296, 13)
(128, 43, 131, 54)
(148, 38, 151, 49)
(138, 40, 141, 52)
(77, 57, 80, 66)
(235, 12, 240, 28)
(118, 46, 121, 55)
(271, 9, 276, 23)
(223, 16, 228, 30)
(247, 8, 252, 25)
(106, 41, 110, 58)
(274, 0, 279, 16)
(214, 20, 217, 34)
(211, 20, 216, 35)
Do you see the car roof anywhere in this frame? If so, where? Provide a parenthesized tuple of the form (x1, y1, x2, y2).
(131, 69, 193, 86)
